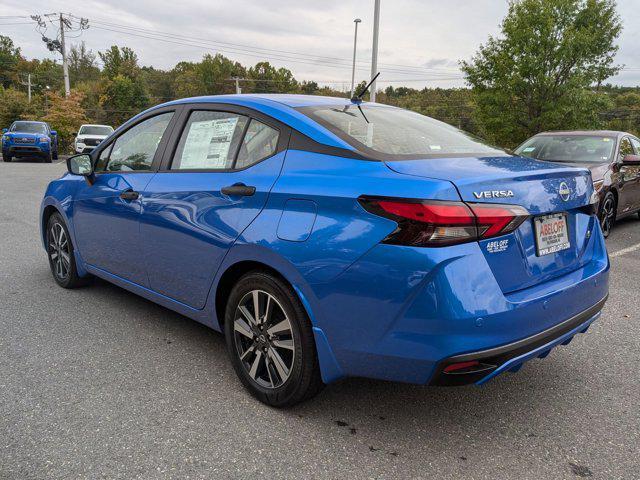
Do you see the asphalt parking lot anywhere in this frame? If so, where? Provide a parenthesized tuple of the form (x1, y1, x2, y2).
(1, 160, 638, 480)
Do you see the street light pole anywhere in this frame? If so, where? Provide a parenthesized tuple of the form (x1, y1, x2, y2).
(370, 0, 380, 102)
(350, 18, 362, 98)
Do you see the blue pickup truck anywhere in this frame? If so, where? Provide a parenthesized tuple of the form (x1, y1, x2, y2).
(2, 121, 58, 163)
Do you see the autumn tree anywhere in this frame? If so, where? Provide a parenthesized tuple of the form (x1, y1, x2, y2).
(42, 90, 88, 151)
(461, 0, 622, 147)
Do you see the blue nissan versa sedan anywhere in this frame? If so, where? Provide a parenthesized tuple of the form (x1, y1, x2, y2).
(40, 94, 609, 406)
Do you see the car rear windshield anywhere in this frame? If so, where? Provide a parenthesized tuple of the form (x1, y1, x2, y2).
(515, 135, 615, 163)
(297, 104, 505, 160)
(10, 122, 47, 134)
(79, 126, 113, 135)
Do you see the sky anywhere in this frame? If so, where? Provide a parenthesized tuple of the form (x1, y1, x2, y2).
(1, 0, 639, 92)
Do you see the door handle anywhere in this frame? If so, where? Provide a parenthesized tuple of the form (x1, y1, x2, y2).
(119, 190, 140, 201)
(221, 183, 256, 197)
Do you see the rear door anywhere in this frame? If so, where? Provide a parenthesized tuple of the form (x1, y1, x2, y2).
(139, 104, 290, 309)
(73, 109, 177, 285)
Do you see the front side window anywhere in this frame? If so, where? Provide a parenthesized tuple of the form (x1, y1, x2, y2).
(515, 135, 616, 164)
(619, 138, 634, 160)
(172, 111, 248, 170)
(630, 137, 640, 153)
(99, 112, 173, 172)
(298, 104, 504, 160)
(235, 119, 279, 169)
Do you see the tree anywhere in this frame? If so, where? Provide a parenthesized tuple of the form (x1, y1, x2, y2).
(461, 0, 622, 147)
(68, 42, 101, 85)
(0, 35, 22, 88)
(42, 90, 88, 152)
(0, 88, 35, 128)
(99, 46, 141, 80)
(99, 74, 149, 126)
(247, 62, 298, 93)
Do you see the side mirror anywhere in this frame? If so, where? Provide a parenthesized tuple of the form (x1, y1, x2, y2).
(67, 154, 94, 183)
(50, 130, 57, 136)
(622, 154, 640, 166)
(1, 128, 7, 134)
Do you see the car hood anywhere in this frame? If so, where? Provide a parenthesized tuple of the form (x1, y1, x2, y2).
(384, 155, 592, 214)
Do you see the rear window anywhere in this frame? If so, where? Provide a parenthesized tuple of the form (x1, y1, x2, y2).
(298, 104, 505, 160)
(515, 135, 615, 163)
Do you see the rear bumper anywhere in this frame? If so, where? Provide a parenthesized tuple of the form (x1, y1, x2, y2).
(429, 295, 606, 386)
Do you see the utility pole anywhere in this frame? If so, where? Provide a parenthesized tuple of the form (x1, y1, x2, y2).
(19, 74, 33, 103)
(59, 13, 70, 96)
(370, 0, 380, 102)
(350, 18, 362, 98)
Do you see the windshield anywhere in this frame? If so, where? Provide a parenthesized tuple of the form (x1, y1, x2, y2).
(10, 122, 47, 134)
(515, 135, 615, 163)
(297, 104, 505, 160)
(79, 125, 113, 136)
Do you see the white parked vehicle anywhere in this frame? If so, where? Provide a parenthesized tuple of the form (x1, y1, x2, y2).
(74, 124, 114, 154)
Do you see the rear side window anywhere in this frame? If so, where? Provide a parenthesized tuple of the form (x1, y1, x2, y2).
(97, 112, 174, 172)
(235, 119, 279, 169)
(630, 138, 640, 153)
(172, 111, 248, 170)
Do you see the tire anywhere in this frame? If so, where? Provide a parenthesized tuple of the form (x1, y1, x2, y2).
(52, 148, 58, 160)
(46, 212, 90, 288)
(599, 192, 616, 238)
(43, 151, 53, 163)
(224, 270, 324, 407)
(2, 151, 10, 162)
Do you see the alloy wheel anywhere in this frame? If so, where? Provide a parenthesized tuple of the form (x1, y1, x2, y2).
(48, 222, 70, 280)
(601, 196, 615, 237)
(233, 289, 295, 389)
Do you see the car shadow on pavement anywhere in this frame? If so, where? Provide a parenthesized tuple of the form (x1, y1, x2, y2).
(68, 273, 598, 463)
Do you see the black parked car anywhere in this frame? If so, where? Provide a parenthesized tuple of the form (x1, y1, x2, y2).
(515, 131, 640, 237)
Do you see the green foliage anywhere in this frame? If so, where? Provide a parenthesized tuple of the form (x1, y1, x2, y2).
(68, 42, 101, 85)
(42, 90, 88, 151)
(247, 62, 298, 93)
(0, 35, 21, 88)
(99, 74, 150, 126)
(99, 46, 141, 80)
(0, 87, 36, 128)
(461, 0, 622, 147)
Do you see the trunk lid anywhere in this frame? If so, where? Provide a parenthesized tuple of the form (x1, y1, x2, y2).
(385, 156, 596, 294)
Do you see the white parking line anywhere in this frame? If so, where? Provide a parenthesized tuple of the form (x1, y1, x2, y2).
(610, 243, 640, 258)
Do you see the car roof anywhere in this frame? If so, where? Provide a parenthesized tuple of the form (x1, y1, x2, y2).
(12, 120, 47, 125)
(140, 94, 361, 150)
(536, 130, 630, 138)
(80, 124, 113, 128)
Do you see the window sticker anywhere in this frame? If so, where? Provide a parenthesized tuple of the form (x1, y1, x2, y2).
(180, 117, 238, 169)
(522, 146, 536, 153)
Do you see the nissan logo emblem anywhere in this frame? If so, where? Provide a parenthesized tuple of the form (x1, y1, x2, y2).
(559, 182, 571, 202)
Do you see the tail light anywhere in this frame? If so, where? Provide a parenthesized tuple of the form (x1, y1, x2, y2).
(359, 196, 529, 247)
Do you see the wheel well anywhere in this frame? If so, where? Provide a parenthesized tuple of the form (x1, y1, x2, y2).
(41, 205, 60, 243)
(215, 261, 290, 329)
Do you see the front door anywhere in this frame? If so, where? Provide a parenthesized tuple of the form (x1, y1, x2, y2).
(139, 107, 288, 309)
(616, 137, 640, 215)
(73, 111, 175, 285)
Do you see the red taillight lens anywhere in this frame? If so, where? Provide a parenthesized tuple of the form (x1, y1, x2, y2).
(468, 203, 529, 239)
(359, 196, 529, 247)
